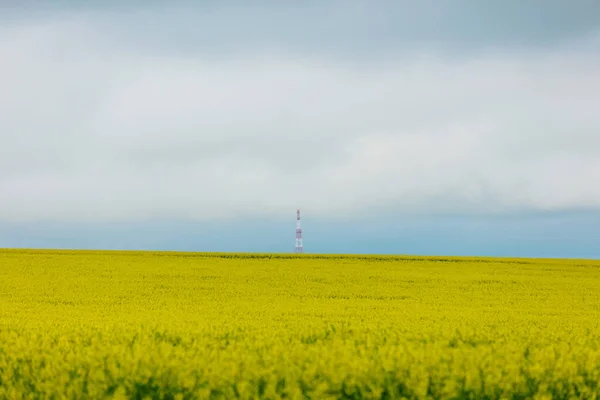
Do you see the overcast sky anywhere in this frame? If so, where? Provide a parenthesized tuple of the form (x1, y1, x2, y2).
(1, 1, 599, 257)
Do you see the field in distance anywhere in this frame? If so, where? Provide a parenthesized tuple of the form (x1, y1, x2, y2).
(1, 249, 600, 399)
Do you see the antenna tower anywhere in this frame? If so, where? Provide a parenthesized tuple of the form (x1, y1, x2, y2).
(294, 208, 304, 253)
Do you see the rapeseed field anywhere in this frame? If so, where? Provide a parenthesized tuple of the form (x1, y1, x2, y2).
(1, 249, 600, 399)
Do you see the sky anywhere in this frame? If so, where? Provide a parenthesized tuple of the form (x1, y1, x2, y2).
(1, 1, 599, 257)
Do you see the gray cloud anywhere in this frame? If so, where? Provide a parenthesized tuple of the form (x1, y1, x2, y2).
(1, 5, 599, 222)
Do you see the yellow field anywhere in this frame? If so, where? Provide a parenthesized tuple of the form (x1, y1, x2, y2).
(1, 250, 600, 399)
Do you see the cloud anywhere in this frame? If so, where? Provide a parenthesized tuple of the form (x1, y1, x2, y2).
(1, 10, 599, 222)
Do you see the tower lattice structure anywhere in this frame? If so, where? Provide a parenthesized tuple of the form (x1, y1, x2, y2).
(294, 208, 304, 253)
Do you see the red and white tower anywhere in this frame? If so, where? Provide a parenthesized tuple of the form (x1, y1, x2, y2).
(294, 208, 304, 253)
